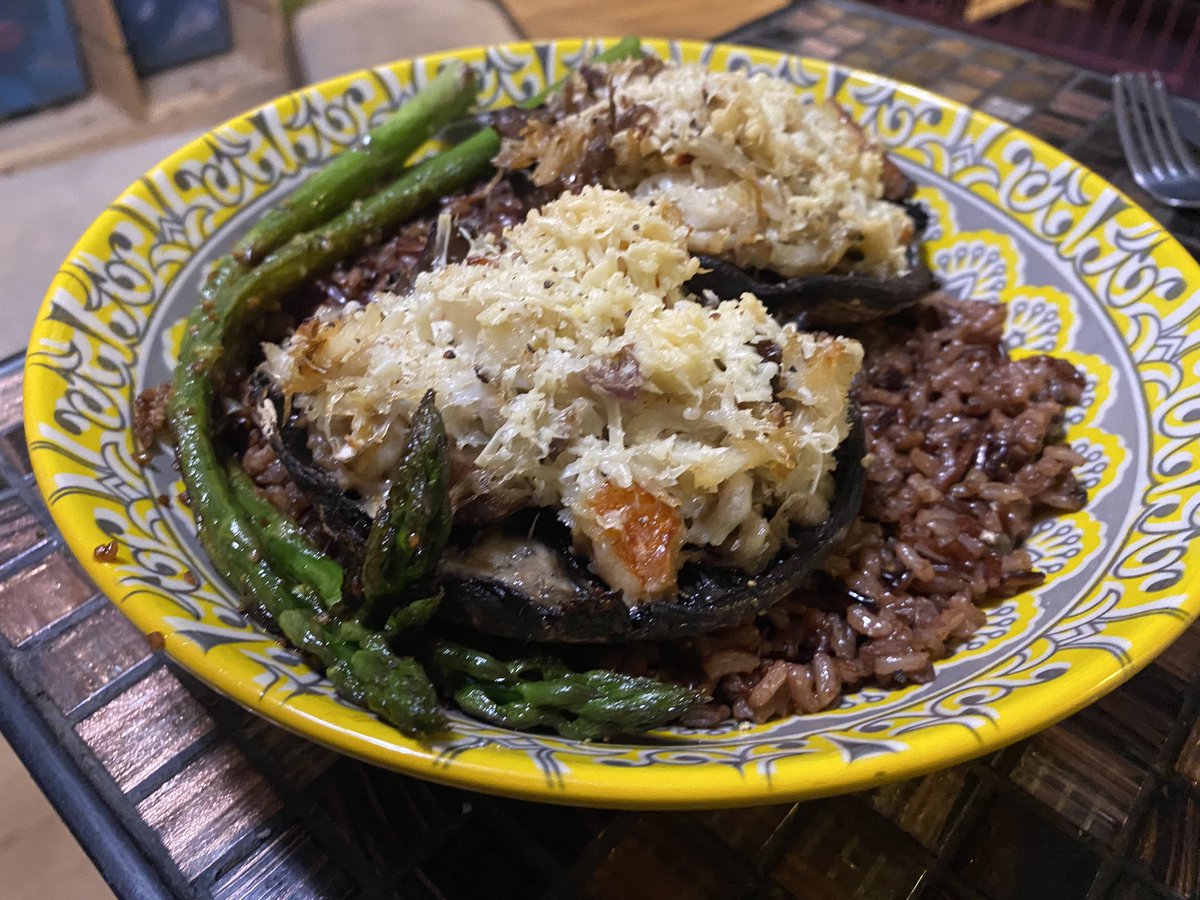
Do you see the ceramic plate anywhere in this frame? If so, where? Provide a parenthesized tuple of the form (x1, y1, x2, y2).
(25, 39, 1200, 809)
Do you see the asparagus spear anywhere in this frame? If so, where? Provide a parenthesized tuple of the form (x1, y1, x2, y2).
(360, 390, 452, 625)
(279, 608, 443, 735)
(234, 61, 480, 265)
(176, 127, 496, 391)
(331, 654, 442, 736)
(430, 642, 706, 739)
(226, 463, 344, 609)
(384, 590, 443, 633)
(169, 360, 316, 619)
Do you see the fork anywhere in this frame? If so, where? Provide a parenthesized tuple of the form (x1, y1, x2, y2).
(1112, 71, 1200, 209)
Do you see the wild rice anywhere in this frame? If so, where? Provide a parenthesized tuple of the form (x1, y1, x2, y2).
(635, 291, 1087, 723)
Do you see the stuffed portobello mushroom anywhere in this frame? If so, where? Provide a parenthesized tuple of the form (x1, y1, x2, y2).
(260, 187, 867, 641)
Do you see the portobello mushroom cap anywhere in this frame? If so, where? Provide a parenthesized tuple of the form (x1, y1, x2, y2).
(255, 379, 865, 644)
(684, 202, 936, 329)
(436, 413, 865, 643)
(253, 377, 373, 555)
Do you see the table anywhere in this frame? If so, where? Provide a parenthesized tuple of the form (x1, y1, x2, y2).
(2, 2, 1199, 897)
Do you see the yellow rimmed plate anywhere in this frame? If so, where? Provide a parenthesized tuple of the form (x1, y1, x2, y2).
(25, 39, 1200, 809)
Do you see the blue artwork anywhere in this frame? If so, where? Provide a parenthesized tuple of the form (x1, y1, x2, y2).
(0, 0, 88, 122)
(113, 0, 232, 76)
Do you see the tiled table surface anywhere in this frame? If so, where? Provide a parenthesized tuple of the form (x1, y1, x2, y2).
(2, 2, 1200, 898)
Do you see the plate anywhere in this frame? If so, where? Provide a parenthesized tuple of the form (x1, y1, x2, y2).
(25, 39, 1200, 809)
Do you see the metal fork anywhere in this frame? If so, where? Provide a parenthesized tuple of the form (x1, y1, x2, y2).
(1112, 71, 1200, 209)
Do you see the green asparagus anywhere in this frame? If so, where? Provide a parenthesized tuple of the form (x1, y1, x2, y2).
(234, 62, 480, 265)
(383, 590, 443, 634)
(279, 608, 444, 735)
(226, 463, 344, 609)
(430, 642, 706, 739)
(167, 363, 316, 620)
(360, 390, 452, 624)
(188, 126, 501, 381)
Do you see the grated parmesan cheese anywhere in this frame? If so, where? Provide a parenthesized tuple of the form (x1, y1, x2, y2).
(498, 60, 913, 279)
(263, 187, 862, 601)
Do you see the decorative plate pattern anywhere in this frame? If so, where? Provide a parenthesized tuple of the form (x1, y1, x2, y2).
(24, 39, 1200, 809)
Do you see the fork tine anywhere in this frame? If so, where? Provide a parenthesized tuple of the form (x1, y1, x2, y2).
(1123, 74, 1171, 181)
(1121, 74, 1171, 181)
(1132, 72, 1187, 179)
(1113, 75, 1156, 186)
(1148, 71, 1200, 179)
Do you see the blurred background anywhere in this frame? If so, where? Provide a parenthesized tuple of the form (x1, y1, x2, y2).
(1, 0, 1198, 896)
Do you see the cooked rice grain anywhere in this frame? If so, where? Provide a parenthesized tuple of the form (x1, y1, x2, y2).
(640, 292, 1086, 723)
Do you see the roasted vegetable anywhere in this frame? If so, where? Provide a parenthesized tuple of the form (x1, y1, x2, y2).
(688, 256, 937, 329)
(386, 591, 443, 633)
(226, 462, 344, 610)
(252, 374, 372, 554)
(429, 642, 705, 739)
(222, 127, 502, 332)
(259, 383, 866, 645)
(279, 609, 443, 736)
(169, 345, 319, 623)
(360, 390, 453, 626)
(498, 50, 935, 330)
(234, 62, 480, 265)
